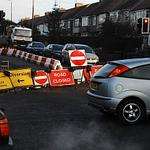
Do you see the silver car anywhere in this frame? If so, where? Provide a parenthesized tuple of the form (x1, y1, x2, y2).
(87, 58, 150, 124)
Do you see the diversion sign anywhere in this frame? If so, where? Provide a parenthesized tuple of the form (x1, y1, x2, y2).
(0, 72, 13, 90)
(0, 68, 33, 90)
(9, 68, 33, 88)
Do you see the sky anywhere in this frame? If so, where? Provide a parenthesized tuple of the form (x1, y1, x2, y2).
(0, 0, 98, 23)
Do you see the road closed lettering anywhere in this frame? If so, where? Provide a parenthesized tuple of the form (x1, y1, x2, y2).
(49, 69, 75, 87)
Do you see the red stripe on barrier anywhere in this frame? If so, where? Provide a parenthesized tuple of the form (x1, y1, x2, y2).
(1, 48, 8, 55)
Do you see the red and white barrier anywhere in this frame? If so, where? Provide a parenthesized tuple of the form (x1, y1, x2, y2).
(0, 48, 62, 70)
(0, 48, 103, 87)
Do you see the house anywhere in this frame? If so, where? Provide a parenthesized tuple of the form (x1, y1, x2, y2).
(21, 0, 150, 38)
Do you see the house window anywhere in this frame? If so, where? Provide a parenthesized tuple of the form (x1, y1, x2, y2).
(60, 20, 65, 27)
(68, 21, 71, 28)
(92, 16, 97, 26)
(109, 11, 118, 22)
(82, 16, 89, 26)
(74, 19, 79, 27)
(98, 14, 106, 24)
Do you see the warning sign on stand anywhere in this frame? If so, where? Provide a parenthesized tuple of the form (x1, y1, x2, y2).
(49, 69, 75, 87)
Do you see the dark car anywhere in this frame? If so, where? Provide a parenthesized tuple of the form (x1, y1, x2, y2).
(26, 42, 45, 55)
(44, 44, 64, 60)
(0, 109, 13, 148)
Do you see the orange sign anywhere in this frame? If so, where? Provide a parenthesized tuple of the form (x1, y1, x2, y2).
(49, 69, 75, 87)
(83, 65, 103, 81)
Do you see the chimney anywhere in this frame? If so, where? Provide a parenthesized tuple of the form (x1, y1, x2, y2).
(75, 3, 84, 8)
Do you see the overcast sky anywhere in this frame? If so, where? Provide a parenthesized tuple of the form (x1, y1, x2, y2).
(0, 0, 98, 23)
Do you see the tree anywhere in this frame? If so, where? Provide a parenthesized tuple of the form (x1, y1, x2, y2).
(101, 20, 140, 58)
(46, 8, 62, 42)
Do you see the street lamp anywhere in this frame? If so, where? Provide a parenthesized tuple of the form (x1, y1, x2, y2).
(8, 0, 13, 22)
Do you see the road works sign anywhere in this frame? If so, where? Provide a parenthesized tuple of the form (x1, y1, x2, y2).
(49, 69, 75, 87)
(0, 72, 13, 90)
(34, 70, 49, 87)
(69, 50, 87, 67)
(9, 68, 33, 88)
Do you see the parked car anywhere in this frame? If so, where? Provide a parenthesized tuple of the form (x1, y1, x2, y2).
(87, 58, 150, 124)
(26, 41, 45, 55)
(0, 108, 12, 148)
(44, 44, 64, 60)
(62, 44, 99, 65)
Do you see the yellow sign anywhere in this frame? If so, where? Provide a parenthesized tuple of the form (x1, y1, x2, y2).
(9, 68, 33, 88)
(0, 72, 13, 90)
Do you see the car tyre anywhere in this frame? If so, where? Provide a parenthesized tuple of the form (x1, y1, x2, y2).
(117, 99, 146, 125)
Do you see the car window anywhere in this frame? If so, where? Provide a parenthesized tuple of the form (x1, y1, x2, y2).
(53, 45, 63, 52)
(32, 42, 44, 48)
(75, 45, 94, 53)
(66, 45, 75, 51)
(121, 65, 150, 80)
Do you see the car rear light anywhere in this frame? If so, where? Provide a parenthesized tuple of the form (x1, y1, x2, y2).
(0, 118, 9, 137)
(0, 111, 9, 138)
(108, 65, 129, 77)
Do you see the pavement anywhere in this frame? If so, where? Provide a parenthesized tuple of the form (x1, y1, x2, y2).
(0, 55, 150, 150)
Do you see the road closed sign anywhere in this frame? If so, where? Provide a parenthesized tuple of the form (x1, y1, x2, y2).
(69, 50, 87, 67)
(9, 68, 33, 88)
(49, 69, 75, 87)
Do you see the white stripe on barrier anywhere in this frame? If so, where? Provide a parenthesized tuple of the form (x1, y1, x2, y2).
(31, 54, 36, 62)
(7, 48, 14, 56)
(53, 60, 62, 70)
(20, 51, 25, 58)
(44, 58, 51, 68)
(0, 48, 62, 70)
(15, 50, 20, 57)
(36, 56, 43, 64)
(0, 48, 3, 55)
(25, 53, 29, 61)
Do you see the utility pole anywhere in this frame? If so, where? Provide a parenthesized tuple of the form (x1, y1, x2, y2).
(8, 0, 12, 22)
(32, 0, 35, 20)
(32, 0, 35, 36)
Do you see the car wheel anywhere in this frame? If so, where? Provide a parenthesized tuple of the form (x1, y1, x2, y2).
(117, 100, 146, 125)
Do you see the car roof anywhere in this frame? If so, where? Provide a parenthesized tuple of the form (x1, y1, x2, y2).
(109, 58, 150, 68)
(48, 44, 64, 46)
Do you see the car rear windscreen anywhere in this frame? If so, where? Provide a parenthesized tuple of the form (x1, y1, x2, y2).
(93, 63, 117, 78)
